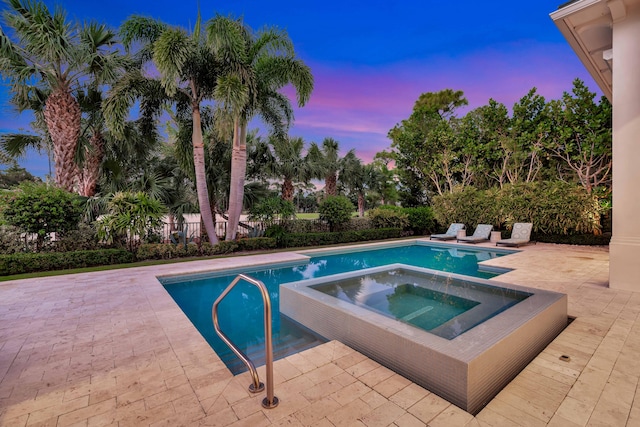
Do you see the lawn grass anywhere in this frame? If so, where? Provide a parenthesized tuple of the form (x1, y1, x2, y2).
(296, 212, 359, 219)
(295, 212, 319, 219)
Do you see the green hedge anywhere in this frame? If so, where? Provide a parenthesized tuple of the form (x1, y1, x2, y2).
(403, 207, 436, 235)
(0, 249, 133, 276)
(281, 228, 405, 248)
(431, 182, 602, 235)
(532, 233, 611, 246)
(136, 237, 278, 261)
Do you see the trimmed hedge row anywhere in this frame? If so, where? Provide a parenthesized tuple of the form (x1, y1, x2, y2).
(532, 233, 611, 246)
(432, 182, 602, 235)
(280, 228, 406, 248)
(0, 249, 134, 276)
(136, 237, 278, 261)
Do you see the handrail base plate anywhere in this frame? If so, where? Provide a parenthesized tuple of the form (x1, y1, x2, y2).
(249, 382, 265, 393)
(262, 396, 279, 409)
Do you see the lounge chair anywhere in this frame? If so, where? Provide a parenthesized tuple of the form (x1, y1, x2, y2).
(496, 223, 533, 247)
(430, 223, 465, 241)
(457, 224, 493, 244)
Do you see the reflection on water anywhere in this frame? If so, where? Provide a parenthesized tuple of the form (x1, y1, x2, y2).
(311, 268, 529, 339)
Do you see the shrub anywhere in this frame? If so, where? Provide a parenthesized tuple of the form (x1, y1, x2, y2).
(532, 233, 611, 246)
(344, 217, 373, 231)
(283, 219, 328, 233)
(0, 249, 133, 276)
(0, 225, 29, 254)
(318, 196, 354, 232)
(403, 206, 436, 235)
(431, 182, 601, 235)
(235, 237, 277, 252)
(368, 208, 409, 229)
(0, 182, 84, 251)
(431, 186, 500, 231)
(96, 191, 167, 252)
(52, 222, 101, 252)
(265, 224, 288, 247)
(280, 228, 405, 248)
(248, 197, 295, 227)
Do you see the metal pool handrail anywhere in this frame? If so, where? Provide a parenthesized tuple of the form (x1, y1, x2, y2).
(211, 273, 279, 409)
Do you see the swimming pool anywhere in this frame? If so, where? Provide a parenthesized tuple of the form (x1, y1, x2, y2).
(160, 241, 514, 373)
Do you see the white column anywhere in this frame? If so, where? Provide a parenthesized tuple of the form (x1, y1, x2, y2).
(609, 3, 640, 290)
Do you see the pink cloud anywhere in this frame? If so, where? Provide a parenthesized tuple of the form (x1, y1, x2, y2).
(285, 41, 599, 164)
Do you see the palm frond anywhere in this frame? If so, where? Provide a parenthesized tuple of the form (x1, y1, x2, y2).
(206, 15, 248, 64)
(153, 28, 194, 96)
(0, 133, 43, 157)
(119, 15, 167, 51)
(214, 73, 250, 114)
(250, 26, 294, 59)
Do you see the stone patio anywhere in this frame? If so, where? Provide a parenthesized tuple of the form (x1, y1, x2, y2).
(1, 239, 634, 426)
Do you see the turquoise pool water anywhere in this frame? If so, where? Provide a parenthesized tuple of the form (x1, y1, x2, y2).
(309, 267, 529, 339)
(160, 243, 513, 373)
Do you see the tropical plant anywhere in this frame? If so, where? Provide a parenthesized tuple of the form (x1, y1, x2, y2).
(339, 151, 383, 217)
(248, 196, 295, 227)
(0, 1, 123, 192)
(105, 14, 220, 244)
(267, 136, 310, 201)
(96, 191, 166, 251)
(307, 137, 344, 197)
(208, 15, 314, 240)
(0, 182, 83, 251)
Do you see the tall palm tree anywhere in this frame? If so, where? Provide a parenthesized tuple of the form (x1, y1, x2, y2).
(0, 1, 122, 192)
(207, 16, 313, 241)
(104, 14, 221, 244)
(340, 151, 364, 216)
(307, 137, 346, 197)
(267, 136, 310, 201)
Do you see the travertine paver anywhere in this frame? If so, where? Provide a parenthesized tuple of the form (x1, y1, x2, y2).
(1, 240, 635, 426)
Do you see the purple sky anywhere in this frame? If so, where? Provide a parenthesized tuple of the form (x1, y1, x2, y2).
(0, 1, 596, 177)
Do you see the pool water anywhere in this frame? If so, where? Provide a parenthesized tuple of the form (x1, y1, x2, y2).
(310, 267, 529, 339)
(160, 243, 512, 373)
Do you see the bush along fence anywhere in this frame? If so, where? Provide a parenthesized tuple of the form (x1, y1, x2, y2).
(430, 181, 604, 237)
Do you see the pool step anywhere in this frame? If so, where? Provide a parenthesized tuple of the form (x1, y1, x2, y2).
(401, 306, 433, 321)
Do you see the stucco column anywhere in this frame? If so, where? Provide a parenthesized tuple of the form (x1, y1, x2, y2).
(609, 3, 640, 290)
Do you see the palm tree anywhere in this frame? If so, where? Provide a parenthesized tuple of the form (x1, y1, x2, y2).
(76, 87, 106, 197)
(339, 152, 382, 217)
(307, 137, 347, 197)
(207, 16, 313, 240)
(104, 14, 221, 244)
(267, 136, 310, 201)
(0, 1, 122, 192)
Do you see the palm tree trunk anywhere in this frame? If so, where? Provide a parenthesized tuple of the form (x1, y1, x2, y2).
(80, 130, 104, 197)
(44, 86, 81, 192)
(325, 174, 337, 196)
(192, 105, 219, 244)
(358, 192, 365, 217)
(226, 120, 247, 241)
(282, 178, 294, 201)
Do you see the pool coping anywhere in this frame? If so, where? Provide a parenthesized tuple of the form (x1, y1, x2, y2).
(280, 263, 568, 414)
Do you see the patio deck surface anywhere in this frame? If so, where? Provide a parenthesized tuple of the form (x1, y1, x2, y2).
(1, 239, 633, 426)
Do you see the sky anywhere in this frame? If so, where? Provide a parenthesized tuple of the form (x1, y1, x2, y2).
(0, 0, 600, 178)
